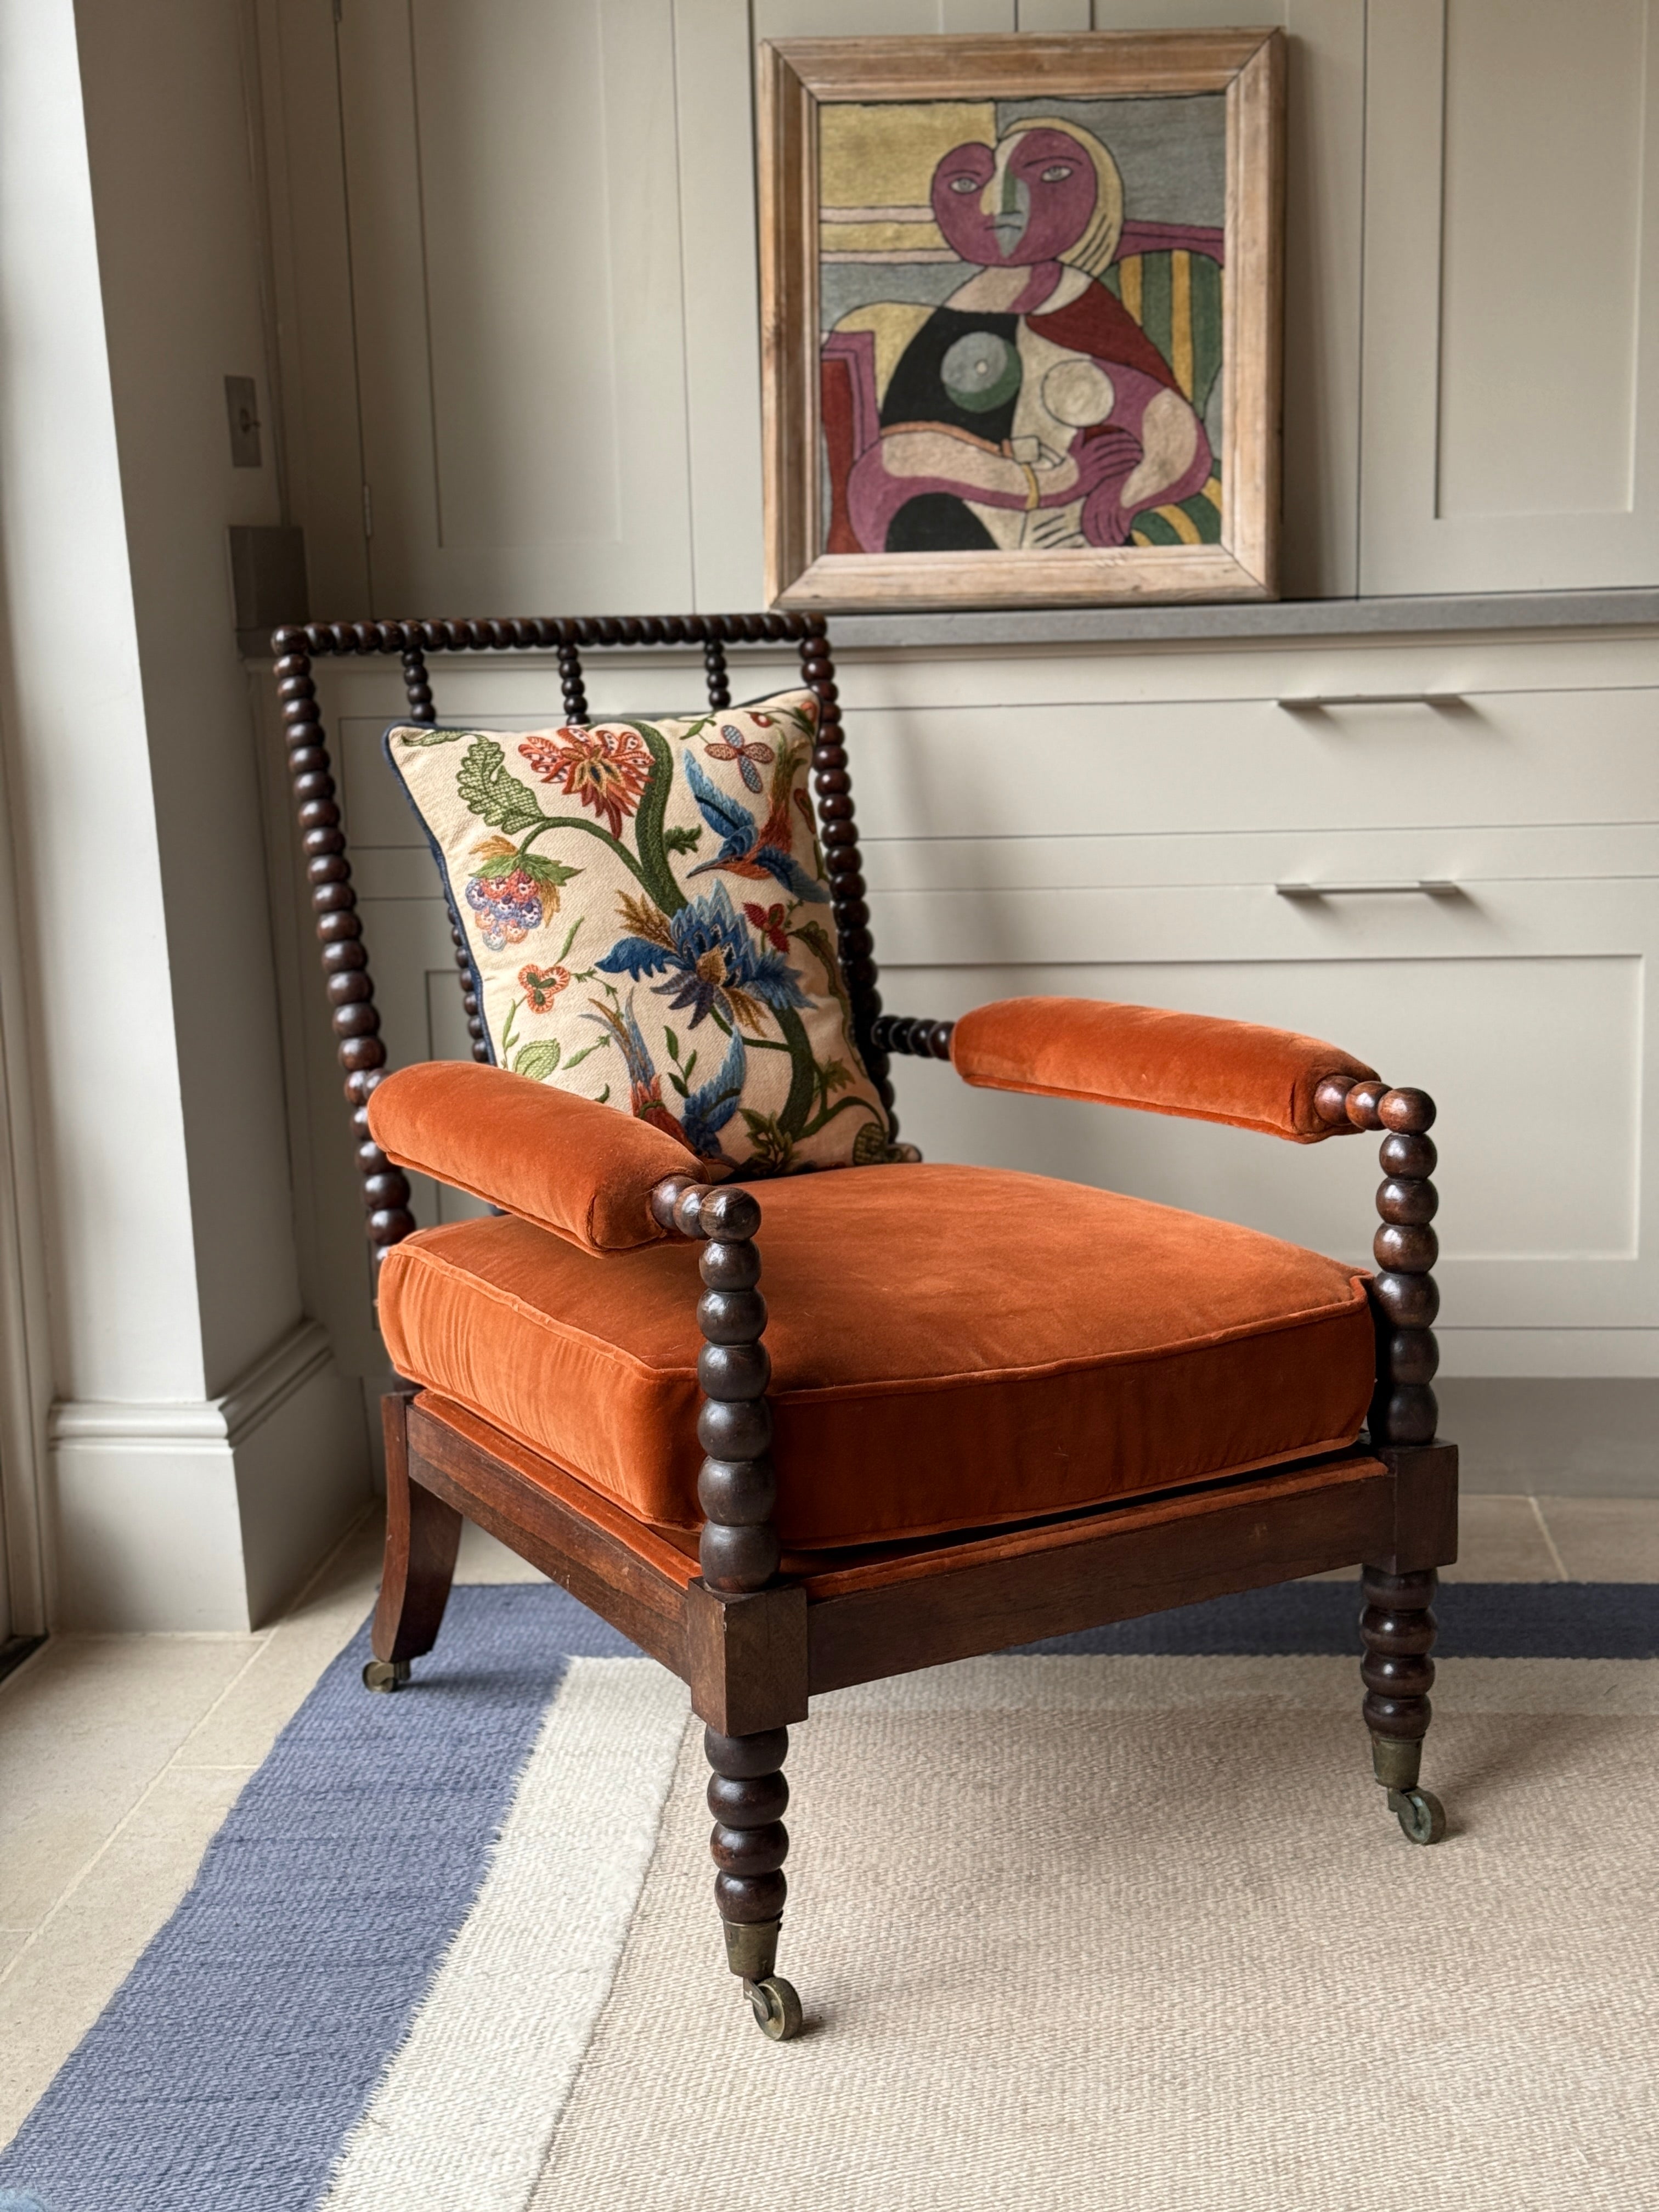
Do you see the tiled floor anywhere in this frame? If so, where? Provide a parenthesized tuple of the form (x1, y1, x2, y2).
(1, 1493, 1657, 2144)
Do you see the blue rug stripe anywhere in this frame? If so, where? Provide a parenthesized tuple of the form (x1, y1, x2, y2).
(1017, 1580, 1659, 1660)
(0, 1586, 635, 2212)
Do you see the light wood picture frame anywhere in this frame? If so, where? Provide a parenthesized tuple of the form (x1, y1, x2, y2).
(759, 32, 1284, 611)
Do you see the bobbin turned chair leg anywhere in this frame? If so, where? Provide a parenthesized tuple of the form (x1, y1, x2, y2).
(364, 1389, 463, 1692)
(707, 1724, 800, 2040)
(651, 1170, 806, 2040)
(1310, 1075, 1452, 1844)
(1360, 1567, 1444, 1843)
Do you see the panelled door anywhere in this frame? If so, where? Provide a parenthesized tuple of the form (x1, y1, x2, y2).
(1361, 0, 1659, 593)
(331, 0, 697, 614)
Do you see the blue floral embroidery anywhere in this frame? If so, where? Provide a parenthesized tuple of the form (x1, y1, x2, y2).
(680, 1026, 748, 1155)
(596, 881, 810, 1030)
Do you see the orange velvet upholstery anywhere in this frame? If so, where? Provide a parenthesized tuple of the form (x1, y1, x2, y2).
(377, 1162, 1376, 1549)
(368, 1060, 697, 1256)
(950, 997, 1378, 1143)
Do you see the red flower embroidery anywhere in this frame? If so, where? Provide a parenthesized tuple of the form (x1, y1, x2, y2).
(742, 901, 790, 953)
(518, 963, 571, 1013)
(519, 725, 651, 838)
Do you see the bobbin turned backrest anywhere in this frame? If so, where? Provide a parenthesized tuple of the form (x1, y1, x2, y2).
(268, 614, 894, 1262)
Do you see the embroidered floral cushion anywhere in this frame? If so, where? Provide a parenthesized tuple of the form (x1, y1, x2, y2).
(384, 690, 895, 1176)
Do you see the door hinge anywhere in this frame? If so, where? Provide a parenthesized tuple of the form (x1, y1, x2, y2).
(362, 483, 373, 538)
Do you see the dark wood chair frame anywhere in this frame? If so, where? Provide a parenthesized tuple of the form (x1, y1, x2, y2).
(271, 610, 1456, 2041)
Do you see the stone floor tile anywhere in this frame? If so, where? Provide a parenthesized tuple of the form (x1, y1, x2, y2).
(1438, 1493, 1564, 1582)
(0, 1636, 259, 1930)
(1534, 1496, 1659, 1583)
(0, 1764, 250, 2145)
(176, 1510, 382, 1770)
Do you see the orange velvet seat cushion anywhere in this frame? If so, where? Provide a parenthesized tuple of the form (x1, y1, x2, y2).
(378, 1163, 1375, 1549)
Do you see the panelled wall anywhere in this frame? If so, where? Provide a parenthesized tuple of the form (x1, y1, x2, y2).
(251, 0, 1659, 1470)
(259, 0, 1659, 612)
(260, 0, 1371, 610)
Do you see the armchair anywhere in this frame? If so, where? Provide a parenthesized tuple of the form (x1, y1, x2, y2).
(271, 611, 1455, 2045)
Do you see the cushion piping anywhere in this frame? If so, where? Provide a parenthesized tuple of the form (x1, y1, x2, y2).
(387, 1237, 1374, 1397)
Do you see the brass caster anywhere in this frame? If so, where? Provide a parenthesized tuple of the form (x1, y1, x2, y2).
(362, 1658, 410, 1693)
(745, 1976, 803, 2041)
(1388, 1786, 1446, 1846)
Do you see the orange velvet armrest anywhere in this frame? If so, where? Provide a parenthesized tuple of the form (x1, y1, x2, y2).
(949, 997, 1378, 1144)
(367, 1061, 702, 1254)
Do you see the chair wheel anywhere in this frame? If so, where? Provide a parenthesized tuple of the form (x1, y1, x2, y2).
(1388, 1786, 1446, 1846)
(746, 1976, 803, 2041)
(362, 1658, 410, 1693)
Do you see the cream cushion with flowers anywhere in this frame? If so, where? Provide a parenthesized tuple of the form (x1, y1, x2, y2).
(384, 689, 897, 1175)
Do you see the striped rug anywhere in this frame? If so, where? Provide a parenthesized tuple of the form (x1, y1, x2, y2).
(3, 1581, 1656, 2212)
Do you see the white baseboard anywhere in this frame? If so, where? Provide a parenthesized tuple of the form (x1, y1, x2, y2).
(48, 1319, 371, 1630)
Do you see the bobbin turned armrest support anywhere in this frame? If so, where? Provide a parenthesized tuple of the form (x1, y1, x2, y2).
(941, 996, 1378, 1143)
(366, 1060, 715, 1255)
(1312, 1071, 1444, 1449)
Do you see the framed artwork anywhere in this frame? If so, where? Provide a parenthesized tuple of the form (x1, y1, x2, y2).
(758, 32, 1284, 611)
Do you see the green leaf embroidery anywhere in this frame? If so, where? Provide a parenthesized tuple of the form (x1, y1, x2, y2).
(473, 848, 579, 890)
(499, 997, 521, 1057)
(613, 721, 685, 915)
(663, 1026, 679, 1062)
(662, 823, 703, 855)
(739, 1108, 795, 1174)
(512, 1039, 562, 1081)
(397, 726, 475, 747)
(456, 737, 548, 836)
(789, 919, 853, 1033)
(773, 1003, 817, 1138)
(555, 916, 583, 964)
(853, 1119, 895, 1166)
(562, 1038, 608, 1070)
(595, 1083, 611, 1104)
(668, 1074, 689, 1098)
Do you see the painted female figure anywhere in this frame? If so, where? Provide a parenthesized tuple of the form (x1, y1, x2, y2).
(824, 119, 1215, 555)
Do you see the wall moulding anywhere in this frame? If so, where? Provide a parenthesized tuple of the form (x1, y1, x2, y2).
(48, 1317, 369, 1631)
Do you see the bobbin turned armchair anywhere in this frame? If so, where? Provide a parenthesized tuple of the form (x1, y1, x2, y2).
(272, 612, 1455, 2044)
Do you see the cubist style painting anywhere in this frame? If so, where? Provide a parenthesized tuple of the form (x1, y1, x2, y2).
(819, 96, 1226, 560)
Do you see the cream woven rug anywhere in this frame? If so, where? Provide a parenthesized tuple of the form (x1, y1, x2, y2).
(531, 1654, 1657, 2211)
(7, 1593, 1656, 2211)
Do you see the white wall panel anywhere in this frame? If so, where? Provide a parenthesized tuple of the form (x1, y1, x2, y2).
(1436, 0, 1646, 521)
(1362, 0, 1659, 591)
(335, 0, 694, 612)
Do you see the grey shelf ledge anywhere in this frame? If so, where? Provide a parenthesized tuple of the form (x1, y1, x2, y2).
(239, 587, 1659, 665)
(827, 588, 1659, 652)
